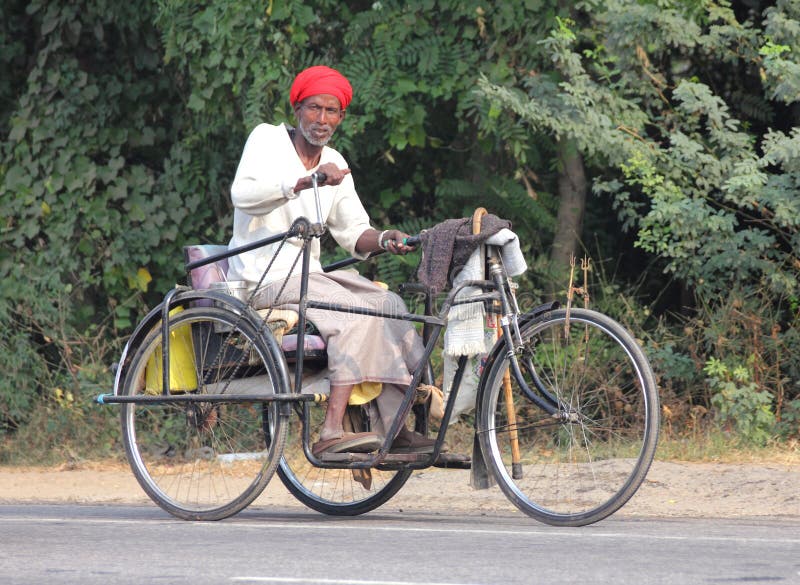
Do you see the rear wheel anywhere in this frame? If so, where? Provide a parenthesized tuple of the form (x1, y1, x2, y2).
(120, 306, 288, 520)
(478, 308, 659, 526)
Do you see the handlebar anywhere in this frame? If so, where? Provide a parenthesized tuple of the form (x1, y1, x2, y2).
(310, 170, 423, 250)
(310, 172, 327, 234)
(403, 234, 421, 247)
(380, 233, 422, 250)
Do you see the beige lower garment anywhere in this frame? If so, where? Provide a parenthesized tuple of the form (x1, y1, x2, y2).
(366, 383, 407, 439)
(255, 271, 424, 435)
(254, 269, 425, 437)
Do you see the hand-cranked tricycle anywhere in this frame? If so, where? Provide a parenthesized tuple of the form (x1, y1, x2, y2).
(97, 173, 659, 527)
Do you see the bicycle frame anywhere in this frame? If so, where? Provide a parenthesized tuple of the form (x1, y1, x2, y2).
(99, 164, 659, 526)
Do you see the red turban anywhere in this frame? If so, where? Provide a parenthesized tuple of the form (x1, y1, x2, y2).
(289, 65, 353, 111)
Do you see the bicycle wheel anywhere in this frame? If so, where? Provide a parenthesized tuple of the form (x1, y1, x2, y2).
(120, 306, 288, 520)
(272, 400, 412, 516)
(478, 308, 659, 526)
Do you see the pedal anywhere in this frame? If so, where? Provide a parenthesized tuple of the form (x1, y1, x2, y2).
(318, 452, 371, 463)
(433, 452, 471, 469)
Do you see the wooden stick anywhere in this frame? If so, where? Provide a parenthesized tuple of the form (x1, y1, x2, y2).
(498, 315, 523, 479)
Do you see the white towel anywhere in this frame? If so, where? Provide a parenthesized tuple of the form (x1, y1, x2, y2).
(444, 245, 487, 357)
(443, 229, 527, 357)
(486, 228, 527, 277)
(442, 229, 528, 421)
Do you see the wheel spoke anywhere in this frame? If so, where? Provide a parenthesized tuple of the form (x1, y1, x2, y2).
(479, 308, 659, 526)
(121, 307, 287, 520)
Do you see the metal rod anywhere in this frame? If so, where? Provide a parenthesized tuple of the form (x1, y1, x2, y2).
(184, 227, 300, 272)
(295, 243, 312, 395)
(322, 250, 385, 272)
(159, 288, 180, 396)
(311, 172, 324, 232)
(306, 300, 445, 326)
(96, 392, 324, 405)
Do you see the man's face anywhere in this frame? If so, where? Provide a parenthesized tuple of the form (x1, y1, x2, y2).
(294, 94, 344, 147)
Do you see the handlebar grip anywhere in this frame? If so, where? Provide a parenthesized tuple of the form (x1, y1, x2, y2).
(403, 234, 421, 247)
(311, 171, 328, 184)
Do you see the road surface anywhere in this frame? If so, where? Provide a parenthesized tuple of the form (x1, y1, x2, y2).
(1, 504, 798, 584)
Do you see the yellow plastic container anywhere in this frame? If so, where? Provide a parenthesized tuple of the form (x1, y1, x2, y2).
(144, 308, 198, 394)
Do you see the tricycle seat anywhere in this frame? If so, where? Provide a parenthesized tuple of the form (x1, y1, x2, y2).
(184, 244, 328, 363)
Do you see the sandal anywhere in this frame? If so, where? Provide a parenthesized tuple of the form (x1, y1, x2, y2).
(390, 430, 446, 454)
(312, 432, 382, 457)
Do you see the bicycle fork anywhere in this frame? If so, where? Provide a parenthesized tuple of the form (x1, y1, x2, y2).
(488, 255, 569, 478)
(488, 257, 559, 414)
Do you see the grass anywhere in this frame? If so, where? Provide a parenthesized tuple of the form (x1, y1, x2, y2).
(3, 406, 799, 468)
(436, 418, 800, 465)
(654, 430, 800, 464)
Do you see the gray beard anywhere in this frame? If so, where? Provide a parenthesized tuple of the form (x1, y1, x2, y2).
(299, 120, 331, 147)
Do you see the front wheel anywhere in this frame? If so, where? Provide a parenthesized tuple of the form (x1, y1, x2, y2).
(120, 306, 288, 520)
(478, 308, 659, 526)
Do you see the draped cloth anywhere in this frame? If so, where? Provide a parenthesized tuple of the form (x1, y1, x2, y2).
(415, 214, 512, 294)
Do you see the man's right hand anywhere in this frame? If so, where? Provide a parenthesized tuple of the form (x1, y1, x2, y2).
(380, 229, 414, 255)
(294, 163, 350, 193)
(315, 162, 350, 186)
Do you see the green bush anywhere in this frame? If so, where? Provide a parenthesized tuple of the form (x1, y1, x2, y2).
(706, 357, 776, 447)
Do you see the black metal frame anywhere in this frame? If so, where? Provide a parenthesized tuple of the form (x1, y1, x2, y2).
(98, 212, 560, 471)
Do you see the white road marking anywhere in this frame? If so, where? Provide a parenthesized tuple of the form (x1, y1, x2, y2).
(231, 579, 484, 585)
(1, 515, 798, 545)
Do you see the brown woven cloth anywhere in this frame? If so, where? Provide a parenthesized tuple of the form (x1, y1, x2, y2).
(416, 214, 511, 293)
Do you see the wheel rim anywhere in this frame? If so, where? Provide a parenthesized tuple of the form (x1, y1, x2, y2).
(483, 310, 657, 523)
(121, 308, 285, 518)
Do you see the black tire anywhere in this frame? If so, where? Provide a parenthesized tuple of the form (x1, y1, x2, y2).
(477, 308, 659, 526)
(120, 306, 288, 520)
(274, 403, 413, 516)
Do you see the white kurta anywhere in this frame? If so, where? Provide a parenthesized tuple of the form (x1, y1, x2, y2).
(226, 122, 424, 393)
(227, 122, 372, 285)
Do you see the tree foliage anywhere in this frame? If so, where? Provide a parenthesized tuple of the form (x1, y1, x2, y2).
(0, 0, 563, 451)
(481, 0, 800, 437)
(0, 0, 185, 442)
(1, 0, 799, 456)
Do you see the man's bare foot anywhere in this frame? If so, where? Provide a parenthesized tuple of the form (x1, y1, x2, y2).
(318, 428, 344, 442)
(312, 432, 382, 457)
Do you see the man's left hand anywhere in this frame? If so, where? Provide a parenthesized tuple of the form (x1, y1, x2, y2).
(381, 229, 413, 255)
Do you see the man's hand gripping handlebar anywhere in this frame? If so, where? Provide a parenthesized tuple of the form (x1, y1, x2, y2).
(403, 234, 422, 247)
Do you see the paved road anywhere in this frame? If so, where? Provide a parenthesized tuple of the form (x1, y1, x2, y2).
(1, 504, 798, 585)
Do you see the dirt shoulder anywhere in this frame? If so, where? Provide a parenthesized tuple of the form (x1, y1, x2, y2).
(1, 459, 798, 518)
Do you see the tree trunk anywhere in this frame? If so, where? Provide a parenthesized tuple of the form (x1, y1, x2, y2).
(550, 137, 588, 275)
